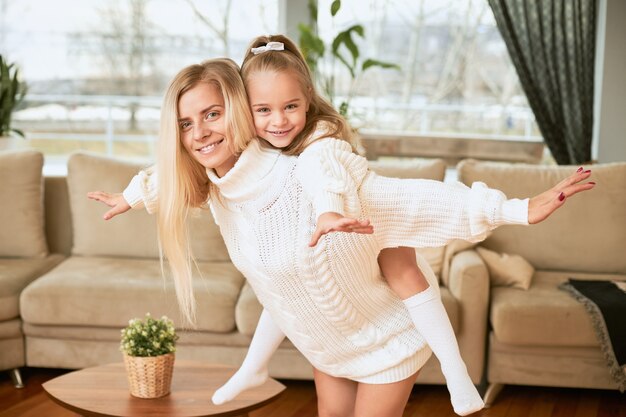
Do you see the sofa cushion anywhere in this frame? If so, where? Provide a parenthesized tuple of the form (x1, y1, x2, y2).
(67, 152, 230, 262)
(0, 255, 65, 321)
(457, 159, 626, 274)
(0, 150, 48, 257)
(369, 158, 448, 277)
(490, 270, 626, 347)
(20, 256, 245, 332)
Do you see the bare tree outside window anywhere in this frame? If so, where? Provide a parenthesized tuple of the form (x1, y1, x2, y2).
(318, 0, 535, 138)
(183, 0, 233, 57)
(98, 0, 159, 131)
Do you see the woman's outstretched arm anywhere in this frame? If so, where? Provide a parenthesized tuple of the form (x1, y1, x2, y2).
(87, 167, 158, 219)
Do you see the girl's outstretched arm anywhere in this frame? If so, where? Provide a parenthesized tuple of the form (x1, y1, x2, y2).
(297, 138, 594, 248)
(362, 167, 594, 250)
(527, 168, 595, 224)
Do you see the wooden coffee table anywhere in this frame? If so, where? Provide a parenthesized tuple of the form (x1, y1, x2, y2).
(42, 360, 286, 417)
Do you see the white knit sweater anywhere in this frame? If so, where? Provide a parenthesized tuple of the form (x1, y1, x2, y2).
(124, 139, 528, 383)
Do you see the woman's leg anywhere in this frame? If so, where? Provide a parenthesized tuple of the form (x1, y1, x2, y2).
(353, 370, 419, 417)
(378, 247, 484, 416)
(314, 368, 357, 417)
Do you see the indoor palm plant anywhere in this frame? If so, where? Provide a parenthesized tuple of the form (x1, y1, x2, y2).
(120, 313, 179, 398)
(298, 0, 399, 118)
(0, 55, 27, 144)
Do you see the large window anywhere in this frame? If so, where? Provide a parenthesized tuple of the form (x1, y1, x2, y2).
(2, 0, 278, 171)
(314, 0, 540, 139)
(1, 0, 542, 171)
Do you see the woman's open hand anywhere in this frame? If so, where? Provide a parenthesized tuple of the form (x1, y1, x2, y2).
(309, 212, 374, 247)
(87, 191, 131, 220)
(528, 167, 595, 224)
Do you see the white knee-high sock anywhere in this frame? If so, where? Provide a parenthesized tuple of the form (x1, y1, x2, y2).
(211, 309, 285, 405)
(403, 286, 484, 416)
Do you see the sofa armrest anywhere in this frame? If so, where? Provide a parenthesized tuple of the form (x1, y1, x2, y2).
(446, 249, 489, 383)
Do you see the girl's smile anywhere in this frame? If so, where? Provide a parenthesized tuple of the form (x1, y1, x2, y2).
(247, 70, 309, 148)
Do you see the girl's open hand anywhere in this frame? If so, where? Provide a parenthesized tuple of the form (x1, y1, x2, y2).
(87, 191, 131, 220)
(528, 167, 595, 224)
(309, 212, 374, 247)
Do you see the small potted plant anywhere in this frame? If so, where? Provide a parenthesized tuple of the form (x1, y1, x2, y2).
(120, 313, 179, 398)
(0, 55, 27, 148)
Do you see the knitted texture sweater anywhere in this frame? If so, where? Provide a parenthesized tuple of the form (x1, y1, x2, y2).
(124, 139, 529, 383)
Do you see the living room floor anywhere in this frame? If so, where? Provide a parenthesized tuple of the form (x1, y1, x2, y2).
(1, 368, 624, 417)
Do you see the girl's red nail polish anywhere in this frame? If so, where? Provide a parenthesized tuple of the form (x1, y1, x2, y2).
(589, 182, 596, 185)
(558, 192, 565, 201)
(584, 169, 591, 173)
(577, 167, 583, 172)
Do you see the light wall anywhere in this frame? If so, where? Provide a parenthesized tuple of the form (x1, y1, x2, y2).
(593, 0, 626, 163)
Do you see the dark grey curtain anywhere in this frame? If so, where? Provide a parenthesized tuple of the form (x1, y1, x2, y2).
(488, 0, 596, 165)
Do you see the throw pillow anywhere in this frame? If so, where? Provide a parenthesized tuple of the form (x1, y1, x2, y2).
(0, 150, 48, 257)
(476, 246, 535, 290)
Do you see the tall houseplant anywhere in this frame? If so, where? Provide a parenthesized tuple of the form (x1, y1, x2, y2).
(0, 55, 27, 139)
(298, 0, 399, 118)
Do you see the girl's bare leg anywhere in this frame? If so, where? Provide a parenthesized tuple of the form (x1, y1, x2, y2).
(314, 368, 357, 417)
(353, 370, 419, 417)
(378, 247, 484, 416)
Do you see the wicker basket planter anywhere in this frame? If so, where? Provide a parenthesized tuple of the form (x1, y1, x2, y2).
(123, 352, 175, 398)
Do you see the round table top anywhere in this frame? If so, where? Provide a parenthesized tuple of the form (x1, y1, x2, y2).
(42, 360, 286, 417)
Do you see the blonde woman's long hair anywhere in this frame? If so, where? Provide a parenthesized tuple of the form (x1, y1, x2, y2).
(157, 58, 256, 326)
(241, 34, 357, 156)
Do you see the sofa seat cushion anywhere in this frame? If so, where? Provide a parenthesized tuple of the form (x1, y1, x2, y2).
(20, 256, 245, 332)
(235, 281, 461, 337)
(490, 270, 626, 347)
(0, 254, 65, 321)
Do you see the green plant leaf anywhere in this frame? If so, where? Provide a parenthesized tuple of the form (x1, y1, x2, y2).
(0, 55, 26, 137)
(332, 25, 364, 68)
(331, 0, 341, 16)
(298, 23, 325, 74)
(362, 59, 401, 72)
(307, 0, 318, 22)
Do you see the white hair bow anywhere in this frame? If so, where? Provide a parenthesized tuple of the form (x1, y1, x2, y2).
(251, 41, 285, 55)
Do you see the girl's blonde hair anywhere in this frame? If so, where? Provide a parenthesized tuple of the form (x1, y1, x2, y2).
(241, 34, 356, 155)
(157, 58, 256, 326)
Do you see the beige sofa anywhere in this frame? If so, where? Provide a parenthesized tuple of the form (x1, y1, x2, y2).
(457, 159, 626, 404)
(0, 151, 66, 387)
(2, 149, 490, 390)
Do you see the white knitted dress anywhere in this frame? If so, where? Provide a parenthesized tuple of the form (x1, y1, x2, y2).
(124, 139, 528, 384)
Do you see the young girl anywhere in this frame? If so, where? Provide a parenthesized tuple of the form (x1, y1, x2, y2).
(89, 57, 594, 417)
(220, 34, 483, 414)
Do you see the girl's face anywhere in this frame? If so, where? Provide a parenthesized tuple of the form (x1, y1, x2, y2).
(247, 70, 309, 148)
(178, 82, 237, 177)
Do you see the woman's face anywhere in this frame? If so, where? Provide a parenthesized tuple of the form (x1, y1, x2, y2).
(178, 82, 237, 177)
